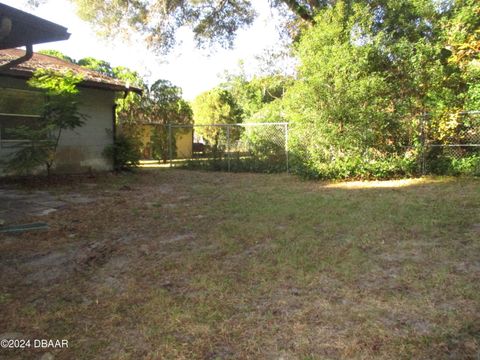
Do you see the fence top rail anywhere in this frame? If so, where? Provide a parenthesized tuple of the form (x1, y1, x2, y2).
(421, 110, 480, 117)
(0, 113, 42, 118)
(427, 144, 480, 147)
(169, 122, 289, 128)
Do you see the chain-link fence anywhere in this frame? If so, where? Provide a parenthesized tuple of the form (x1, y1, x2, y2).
(420, 111, 480, 175)
(166, 122, 289, 173)
(132, 112, 478, 176)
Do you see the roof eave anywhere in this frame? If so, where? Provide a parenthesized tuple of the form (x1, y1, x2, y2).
(0, 70, 142, 94)
(0, 3, 71, 50)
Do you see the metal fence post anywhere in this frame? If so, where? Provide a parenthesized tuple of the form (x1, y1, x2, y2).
(168, 123, 173, 168)
(226, 125, 231, 172)
(420, 113, 427, 176)
(285, 123, 289, 174)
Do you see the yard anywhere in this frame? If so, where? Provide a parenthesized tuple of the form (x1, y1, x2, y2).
(0, 169, 479, 359)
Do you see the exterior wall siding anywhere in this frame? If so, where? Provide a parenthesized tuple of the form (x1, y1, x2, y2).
(136, 124, 193, 159)
(0, 76, 115, 175)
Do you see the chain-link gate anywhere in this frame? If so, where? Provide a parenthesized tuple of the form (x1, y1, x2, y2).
(167, 122, 289, 173)
(420, 111, 480, 174)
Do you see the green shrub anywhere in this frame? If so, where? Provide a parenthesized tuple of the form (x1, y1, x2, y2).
(452, 155, 480, 176)
(290, 153, 418, 180)
(180, 152, 287, 173)
(150, 126, 171, 163)
(428, 154, 480, 176)
(103, 134, 141, 170)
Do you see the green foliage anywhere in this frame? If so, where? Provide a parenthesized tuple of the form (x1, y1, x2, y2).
(193, 88, 242, 126)
(184, 0, 479, 179)
(217, 62, 291, 169)
(443, 0, 480, 110)
(3, 123, 52, 175)
(77, 57, 116, 77)
(5, 69, 85, 176)
(71, 0, 256, 53)
(103, 133, 141, 170)
(118, 79, 191, 125)
(38, 50, 75, 63)
(74, 56, 146, 119)
(182, 157, 287, 173)
(427, 154, 480, 176)
(30, 1, 324, 53)
(291, 153, 418, 180)
(192, 88, 242, 144)
(451, 155, 480, 176)
(150, 125, 174, 163)
(149, 80, 192, 124)
(221, 67, 292, 121)
(277, 0, 477, 179)
(116, 80, 191, 162)
(283, 2, 403, 178)
(28, 69, 83, 97)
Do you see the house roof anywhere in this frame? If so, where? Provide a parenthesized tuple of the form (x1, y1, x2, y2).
(0, 3, 70, 49)
(0, 48, 142, 93)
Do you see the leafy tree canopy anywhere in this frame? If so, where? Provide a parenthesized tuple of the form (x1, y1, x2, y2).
(29, 0, 462, 54)
(192, 88, 242, 126)
(38, 49, 75, 63)
(191, 88, 242, 143)
(29, 0, 328, 53)
(443, 0, 480, 110)
(221, 71, 292, 120)
(119, 79, 192, 125)
(77, 57, 116, 77)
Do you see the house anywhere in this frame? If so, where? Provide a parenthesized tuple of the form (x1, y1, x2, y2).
(0, 3, 142, 175)
(0, 49, 142, 174)
(0, 4, 142, 175)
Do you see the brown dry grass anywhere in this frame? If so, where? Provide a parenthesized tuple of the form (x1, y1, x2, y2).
(0, 169, 479, 359)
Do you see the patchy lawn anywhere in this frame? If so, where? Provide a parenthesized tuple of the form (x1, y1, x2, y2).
(0, 170, 479, 359)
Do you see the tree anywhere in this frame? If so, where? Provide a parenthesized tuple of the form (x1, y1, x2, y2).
(29, 0, 326, 53)
(119, 79, 191, 125)
(77, 57, 116, 77)
(193, 88, 242, 125)
(192, 88, 242, 147)
(5, 69, 86, 176)
(280, 0, 462, 178)
(286, 2, 390, 166)
(222, 70, 291, 121)
(116, 79, 192, 162)
(38, 49, 75, 63)
(443, 0, 480, 110)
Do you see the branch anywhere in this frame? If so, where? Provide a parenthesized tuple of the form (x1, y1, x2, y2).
(281, 0, 315, 23)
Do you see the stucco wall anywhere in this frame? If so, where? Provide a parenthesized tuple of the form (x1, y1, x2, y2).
(137, 124, 193, 159)
(0, 76, 115, 175)
(176, 129, 193, 158)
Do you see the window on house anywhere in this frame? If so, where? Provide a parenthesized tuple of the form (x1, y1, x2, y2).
(0, 88, 45, 145)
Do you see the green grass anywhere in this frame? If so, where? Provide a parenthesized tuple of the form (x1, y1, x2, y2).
(0, 171, 479, 359)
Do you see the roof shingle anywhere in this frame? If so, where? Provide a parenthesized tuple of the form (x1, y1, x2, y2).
(0, 48, 142, 93)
